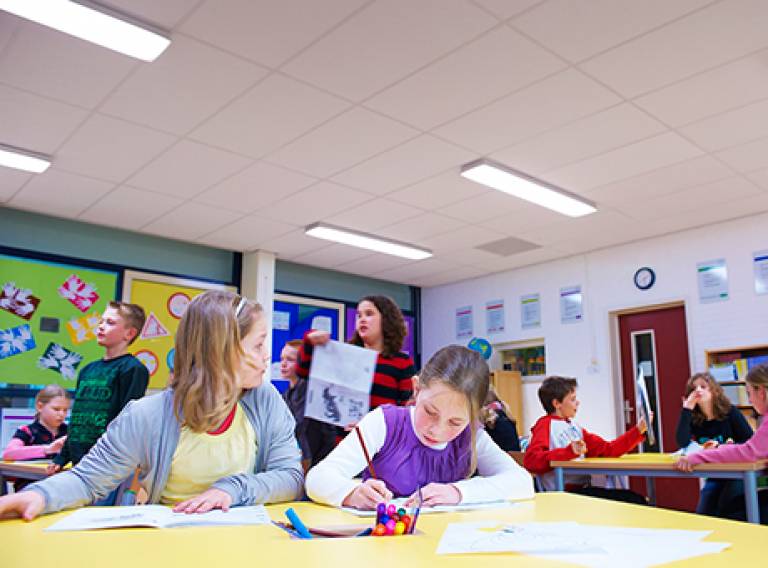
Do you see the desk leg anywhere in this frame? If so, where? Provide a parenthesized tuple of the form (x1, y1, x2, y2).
(0, 474, 7, 496)
(555, 467, 565, 491)
(743, 471, 759, 524)
(646, 477, 656, 506)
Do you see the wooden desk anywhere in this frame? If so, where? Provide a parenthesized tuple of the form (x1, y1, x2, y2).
(551, 453, 767, 524)
(0, 460, 51, 495)
(2, 494, 765, 568)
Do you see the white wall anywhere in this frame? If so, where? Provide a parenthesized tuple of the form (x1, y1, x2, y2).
(422, 212, 768, 438)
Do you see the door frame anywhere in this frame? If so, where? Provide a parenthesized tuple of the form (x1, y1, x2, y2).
(608, 300, 695, 436)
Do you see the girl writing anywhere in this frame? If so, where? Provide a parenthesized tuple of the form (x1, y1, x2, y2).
(675, 372, 752, 516)
(675, 364, 768, 522)
(305, 345, 534, 509)
(0, 290, 303, 520)
(2, 385, 69, 462)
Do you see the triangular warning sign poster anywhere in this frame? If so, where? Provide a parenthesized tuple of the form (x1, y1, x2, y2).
(140, 312, 170, 340)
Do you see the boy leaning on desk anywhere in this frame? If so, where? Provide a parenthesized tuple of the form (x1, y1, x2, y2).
(523, 376, 650, 503)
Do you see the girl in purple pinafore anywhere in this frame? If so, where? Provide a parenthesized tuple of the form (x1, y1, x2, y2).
(305, 345, 534, 510)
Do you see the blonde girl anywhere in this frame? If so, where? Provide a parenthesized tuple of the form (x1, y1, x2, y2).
(2, 385, 69, 461)
(0, 290, 302, 520)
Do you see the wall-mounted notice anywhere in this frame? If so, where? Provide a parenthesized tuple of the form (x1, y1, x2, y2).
(456, 306, 473, 339)
(485, 300, 504, 334)
(520, 293, 540, 329)
(753, 250, 768, 295)
(696, 259, 728, 303)
(559, 286, 583, 324)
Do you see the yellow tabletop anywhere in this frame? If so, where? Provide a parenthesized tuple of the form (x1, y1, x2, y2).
(2, 493, 765, 568)
(550, 453, 768, 472)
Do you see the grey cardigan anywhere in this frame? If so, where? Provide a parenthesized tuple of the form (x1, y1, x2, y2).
(28, 383, 304, 514)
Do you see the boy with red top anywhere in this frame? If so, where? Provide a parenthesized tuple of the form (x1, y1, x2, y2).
(524, 376, 649, 495)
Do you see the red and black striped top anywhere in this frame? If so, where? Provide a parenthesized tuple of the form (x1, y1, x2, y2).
(296, 332, 415, 409)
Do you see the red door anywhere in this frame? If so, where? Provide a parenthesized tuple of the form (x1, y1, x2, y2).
(618, 305, 699, 512)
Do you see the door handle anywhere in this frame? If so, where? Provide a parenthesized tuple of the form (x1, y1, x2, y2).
(623, 399, 634, 424)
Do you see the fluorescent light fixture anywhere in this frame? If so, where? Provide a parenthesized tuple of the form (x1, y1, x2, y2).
(0, 144, 51, 173)
(461, 159, 597, 217)
(0, 0, 171, 62)
(305, 223, 432, 260)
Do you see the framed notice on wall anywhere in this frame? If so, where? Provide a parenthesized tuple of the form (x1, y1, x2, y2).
(122, 270, 236, 389)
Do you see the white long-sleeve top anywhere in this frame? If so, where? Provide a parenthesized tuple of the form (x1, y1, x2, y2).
(305, 407, 535, 507)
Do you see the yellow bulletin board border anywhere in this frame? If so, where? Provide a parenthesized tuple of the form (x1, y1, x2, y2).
(122, 270, 236, 389)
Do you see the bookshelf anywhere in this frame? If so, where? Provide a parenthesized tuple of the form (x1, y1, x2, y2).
(705, 345, 768, 428)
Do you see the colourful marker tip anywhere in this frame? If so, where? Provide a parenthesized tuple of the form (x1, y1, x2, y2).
(394, 521, 405, 535)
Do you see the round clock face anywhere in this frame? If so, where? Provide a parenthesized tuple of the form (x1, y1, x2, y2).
(634, 267, 655, 290)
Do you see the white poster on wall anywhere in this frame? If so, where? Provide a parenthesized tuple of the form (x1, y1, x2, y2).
(560, 286, 583, 324)
(520, 293, 541, 329)
(697, 259, 729, 303)
(753, 250, 768, 295)
(485, 300, 504, 334)
(456, 306, 473, 339)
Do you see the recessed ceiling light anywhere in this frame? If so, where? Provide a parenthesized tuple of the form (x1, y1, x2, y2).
(461, 159, 597, 217)
(0, 144, 51, 173)
(305, 223, 432, 260)
(0, 0, 171, 62)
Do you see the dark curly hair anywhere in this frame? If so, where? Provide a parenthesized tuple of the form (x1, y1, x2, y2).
(349, 295, 406, 357)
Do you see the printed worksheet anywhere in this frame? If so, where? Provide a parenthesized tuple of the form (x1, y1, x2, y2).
(305, 340, 377, 427)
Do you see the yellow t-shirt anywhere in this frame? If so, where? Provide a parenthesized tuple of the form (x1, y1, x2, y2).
(160, 403, 257, 504)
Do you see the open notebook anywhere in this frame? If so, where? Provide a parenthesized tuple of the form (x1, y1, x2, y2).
(45, 505, 270, 532)
(341, 498, 516, 517)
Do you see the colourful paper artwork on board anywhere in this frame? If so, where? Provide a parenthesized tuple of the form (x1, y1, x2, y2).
(0, 282, 41, 320)
(135, 350, 159, 376)
(140, 312, 170, 340)
(37, 342, 83, 379)
(0, 324, 36, 360)
(167, 293, 191, 319)
(58, 274, 100, 313)
(66, 312, 100, 344)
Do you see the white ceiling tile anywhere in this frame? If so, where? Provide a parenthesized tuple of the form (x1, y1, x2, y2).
(376, 213, 466, 242)
(78, 186, 183, 230)
(512, 0, 711, 63)
(437, 191, 528, 223)
(518, 209, 633, 246)
(716, 137, 768, 173)
(0, 85, 88, 154)
(365, 26, 566, 130)
(127, 140, 252, 197)
(746, 168, 768, 191)
(472, 0, 544, 19)
(370, 258, 458, 284)
(323, 198, 424, 232)
(679, 98, 768, 152)
(256, 182, 372, 226)
(258, 229, 328, 259)
(420, 224, 500, 253)
(142, 202, 242, 241)
(268, 107, 418, 177)
(0, 168, 32, 202)
(480, 203, 570, 235)
(467, 247, 569, 272)
(543, 132, 703, 191)
(0, 13, 20, 54)
(98, 0, 201, 29)
(190, 73, 350, 158)
(282, 0, 496, 100)
(624, 177, 763, 221)
(580, 0, 768, 98)
(413, 265, 488, 287)
(331, 135, 476, 195)
(634, 49, 768, 128)
(435, 69, 621, 154)
(583, 155, 734, 205)
(0, 22, 137, 108)
(196, 215, 296, 251)
(388, 170, 487, 210)
(334, 253, 414, 276)
(289, 244, 374, 268)
(9, 170, 115, 218)
(196, 161, 317, 213)
(492, 103, 666, 175)
(56, 114, 176, 182)
(100, 35, 268, 135)
(440, 247, 511, 268)
(181, 0, 367, 68)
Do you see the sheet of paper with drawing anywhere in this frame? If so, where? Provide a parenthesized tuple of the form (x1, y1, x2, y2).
(45, 505, 271, 532)
(305, 340, 377, 427)
(636, 368, 655, 446)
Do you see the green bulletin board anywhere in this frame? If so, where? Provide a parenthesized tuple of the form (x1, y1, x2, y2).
(0, 253, 119, 387)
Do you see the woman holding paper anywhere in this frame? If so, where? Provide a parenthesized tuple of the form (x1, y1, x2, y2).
(296, 295, 416, 419)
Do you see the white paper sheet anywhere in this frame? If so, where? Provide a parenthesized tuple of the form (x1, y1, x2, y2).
(305, 340, 377, 427)
(436, 521, 730, 568)
(341, 498, 516, 517)
(45, 505, 271, 531)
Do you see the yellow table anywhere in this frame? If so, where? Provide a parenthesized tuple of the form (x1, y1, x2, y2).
(2, 494, 765, 568)
(550, 453, 768, 523)
(0, 460, 52, 495)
